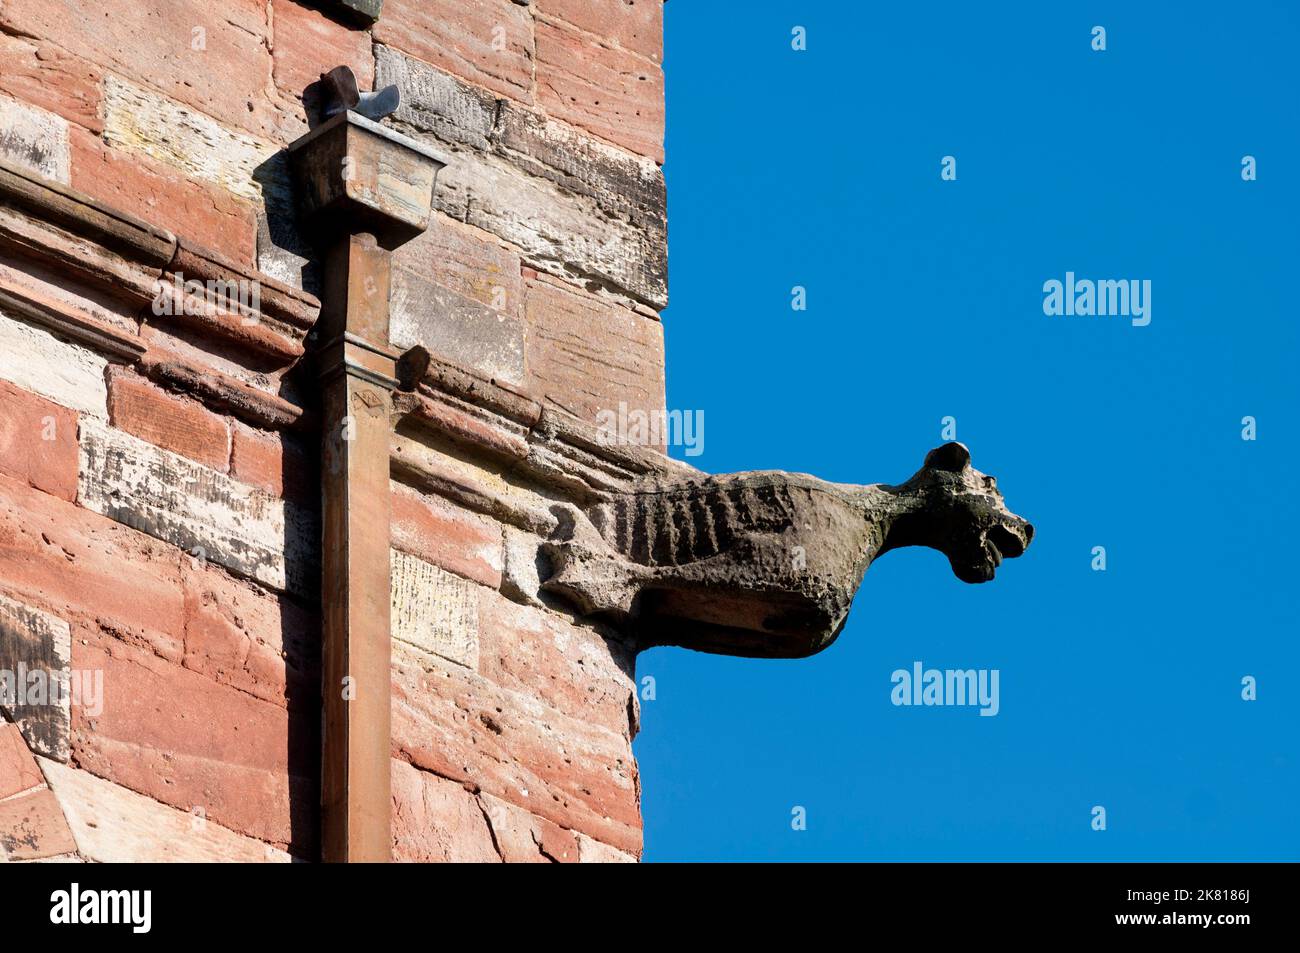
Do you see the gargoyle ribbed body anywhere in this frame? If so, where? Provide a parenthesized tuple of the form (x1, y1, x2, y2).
(541, 443, 1034, 659)
(591, 473, 832, 568)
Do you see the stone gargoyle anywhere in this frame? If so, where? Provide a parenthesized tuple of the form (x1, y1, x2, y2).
(541, 442, 1033, 658)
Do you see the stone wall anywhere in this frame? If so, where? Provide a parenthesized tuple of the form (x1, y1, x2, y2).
(0, 0, 667, 862)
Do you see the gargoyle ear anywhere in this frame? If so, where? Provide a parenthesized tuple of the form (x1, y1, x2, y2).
(924, 442, 971, 473)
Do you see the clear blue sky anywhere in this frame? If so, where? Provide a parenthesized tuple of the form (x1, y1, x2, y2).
(637, 0, 1299, 861)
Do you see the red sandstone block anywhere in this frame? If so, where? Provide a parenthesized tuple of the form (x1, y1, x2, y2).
(477, 587, 636, 738)
(480, 791, 580, 863)
(0, 380, 79, 501)
(391, 643, 642, 855)
(374, 0, 534, 102)
(229, 421, 316, 503)
(0, 33, 103, 133)
(535, 0, 662, 64)
(523, 278, 665, 429)
(0, 723, 44, 800)
(535, 18, 664, 162)
(391, 483, 503, 589)
(70, 127, 258, 269)
(395, 215, 525, 318)
(71, 622, 315, 852)
(272, 0, 375, 105)
(107, 368, 231, 472)
(0, 0, 297, 144)
(180, 559, 319, 711)
(0, 473, 186, 651)
(0, 787, 77, 861)
(391, 759, 500, 862)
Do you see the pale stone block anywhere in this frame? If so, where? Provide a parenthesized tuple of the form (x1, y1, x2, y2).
(576, 831, 638, 863)
(78, 418, 317, 596)
(0, 94, 69, 183)
(102, 76, 285, 206)
(390, 268, 526, 387)
(38, 757, 291, 863)
(376, 45, 667, 309)
(500, 526, 545, 606)
(390, 548, 479, 669)
(0, 313, 108, 417)
(0, 591, 71, 761)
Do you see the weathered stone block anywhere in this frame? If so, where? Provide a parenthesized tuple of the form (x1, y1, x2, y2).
(477, 586, 636, 738)
(535, 19, 664, 162)
(391, 758, 499, 862)
(181, 558, 319, 711)
(0, 786, 77, 861)
(374, 0, 534, 103)
(40, 757, 292, 862)
(271, 0, 376, 107)
(102, 76, 287, 207)
(391, 267, 527, 386)
(229, 421, 316, 503)
(394, 214, 524, 317)
(0, 590, 71, 761)
(375, 45, 668, 308)
(494, 100, 667, 239)
(500, 526, 545, 606)
(524, 279, 665, 426)
(70, 127, 257, 269)
(107, 369, 232, 473)
(536, 0, 663, 64)
(379, 44, 499, 151)
(390, 548, 480, 669)
(0, 723, 44, 800)
(0, 314, 108, 418)
(391, 482, 503, 588)
(78, 418, 317, 597)
(576, 831, 638, 863)
(0, 0, 299, 144)
(70, 624, 315, 852)
(0, 379, 79, 501)
(391, 641, 642, 855)
(0, 33, 103, 134)
(480, 791, 580, 863)
(0, 94, 69, 183)
(0, 474, 186, 651)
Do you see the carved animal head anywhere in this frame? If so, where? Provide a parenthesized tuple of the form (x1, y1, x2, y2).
(878, 442, 1034, 584)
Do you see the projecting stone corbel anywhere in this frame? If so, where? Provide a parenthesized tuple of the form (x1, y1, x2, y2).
(541, 443, 1035, 659)
(287, 66, 447, 863)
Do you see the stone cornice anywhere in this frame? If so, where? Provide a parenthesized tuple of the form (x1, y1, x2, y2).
(390, 348, 695, 538)
(0, 154, 682, 491)
(0, 160, 175, 275)
(0, 157, 320, 368)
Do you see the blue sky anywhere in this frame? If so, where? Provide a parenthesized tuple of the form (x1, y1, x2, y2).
(636, 0, 1299, 861)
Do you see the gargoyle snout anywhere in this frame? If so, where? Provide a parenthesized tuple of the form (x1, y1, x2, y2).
(988, 517, 1033, 560)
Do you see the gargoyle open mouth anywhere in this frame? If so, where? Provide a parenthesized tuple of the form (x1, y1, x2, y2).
(960, 518, 1034, 583)
(988, 521, 1032, 562)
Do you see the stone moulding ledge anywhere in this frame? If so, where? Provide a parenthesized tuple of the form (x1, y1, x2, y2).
(391, 347, 697, 532)
(0, 155, 669, 482)
(0, 155, 320, 430)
